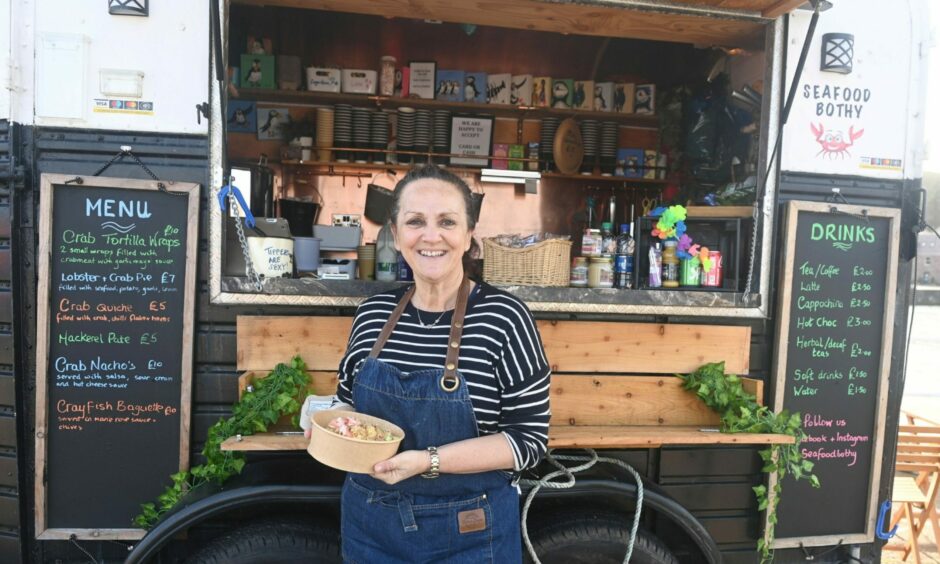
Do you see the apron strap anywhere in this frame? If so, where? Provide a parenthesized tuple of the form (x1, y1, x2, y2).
(368, 285, 416, 359)
(441, 277, 471, 392)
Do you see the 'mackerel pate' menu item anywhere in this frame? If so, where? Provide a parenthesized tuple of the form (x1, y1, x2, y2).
(772, 201, 899, 547)
(35, 175, 198, 538)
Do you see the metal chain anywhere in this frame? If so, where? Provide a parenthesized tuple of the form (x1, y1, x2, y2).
(229, 190, 264, 292)
(742, 198, 761, 303)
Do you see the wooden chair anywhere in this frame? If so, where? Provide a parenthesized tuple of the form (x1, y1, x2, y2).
(884, 422, 940, 563)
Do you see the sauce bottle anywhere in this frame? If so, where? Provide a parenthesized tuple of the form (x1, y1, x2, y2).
(662, 240, 679, 288)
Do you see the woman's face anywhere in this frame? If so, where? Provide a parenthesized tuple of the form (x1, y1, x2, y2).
(393, 179, 473, 287)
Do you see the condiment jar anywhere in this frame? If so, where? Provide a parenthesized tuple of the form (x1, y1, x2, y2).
(581, 228, 602, 257)
(600, 222, 616, 256)
(662, 240, 679, 288)
(379, 56, 397, 96)
(588, 256, 614, 288)
(570, 257, 588, 287)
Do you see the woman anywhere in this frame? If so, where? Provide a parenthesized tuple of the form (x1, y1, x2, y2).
(331, 165, 551, 563)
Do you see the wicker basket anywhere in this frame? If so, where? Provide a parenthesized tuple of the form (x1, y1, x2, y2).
(483, 238, 572, 286)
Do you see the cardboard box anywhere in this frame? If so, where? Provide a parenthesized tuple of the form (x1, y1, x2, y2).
(594, 82, 614, 112)
(341, 69, 377, 94)
(224, 217, 293, 278)
(573, 80, 594, 111)
(508, 144, 526, 170)
(395, 67, 409, 98)
(464, 72, 487, 103)
(644, 149, 658, 179)
(616, 148, 645, 178)
(635, 84, 656, 114)
(551, 78, 574, 108)
(527, 142, 540, 171)
(306, 67, 341, 92)
(532, 76, 551, 107)
(487, 73, 512, 105)
(436, 69, 465, 102)
(614, 83, 635, 113)
(492, 143, 509, 169)
(511, 74, 533, 106)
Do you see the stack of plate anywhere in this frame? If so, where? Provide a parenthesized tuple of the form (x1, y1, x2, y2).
(579, 119, 599, 175)
(315, 107, 334, 162)
(414, 109, 433, 164)
(371, 111, 390, 164)
(353, 107, 373, 163)
(432, 110, 451, 164)
(397, 107, 416, 164)
(333, 104, 353, 163)
(599, 121, 619, 176)
(540, 117, 560, 171)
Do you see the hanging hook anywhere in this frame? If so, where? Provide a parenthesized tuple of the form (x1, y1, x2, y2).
(357, 176, 362, 188)
(876, 500, 898, 540)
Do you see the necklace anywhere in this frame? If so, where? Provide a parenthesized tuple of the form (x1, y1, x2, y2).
(414, 307, 448, 328)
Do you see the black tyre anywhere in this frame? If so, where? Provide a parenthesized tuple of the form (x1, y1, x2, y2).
(185, 519, 342, 564)
(526, 512, 679, 564)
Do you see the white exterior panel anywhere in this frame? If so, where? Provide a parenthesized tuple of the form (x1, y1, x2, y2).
(782, 0, 926, 180)
(25, 0, 208, 133)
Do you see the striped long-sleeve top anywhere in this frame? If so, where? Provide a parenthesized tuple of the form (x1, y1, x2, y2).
(335, 282, 551, 471)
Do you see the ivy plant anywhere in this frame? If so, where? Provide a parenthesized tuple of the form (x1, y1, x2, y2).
(677, 362, 820, 563)
(134, 356, 310, 529)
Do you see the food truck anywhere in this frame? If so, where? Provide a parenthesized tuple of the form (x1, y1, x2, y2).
(0, 0, 930, 561)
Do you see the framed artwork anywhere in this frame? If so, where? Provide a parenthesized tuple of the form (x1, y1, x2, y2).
(240, 54, 275, 89)
(409, 61, 436, 99)
(227, 100, 257, 133)
(449, 115, 494, 167)
(256, 107, 291, 140)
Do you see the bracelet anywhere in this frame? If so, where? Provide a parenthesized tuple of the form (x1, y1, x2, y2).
(421, 446, 440, 479)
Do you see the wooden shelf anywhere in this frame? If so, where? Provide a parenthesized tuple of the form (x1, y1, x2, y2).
(237, 88, 659, 128)
(275, 160, 669, 186)
(220, 425, 793, 452)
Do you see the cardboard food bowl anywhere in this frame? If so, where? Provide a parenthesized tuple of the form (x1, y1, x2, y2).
(307, 410, 405, 473)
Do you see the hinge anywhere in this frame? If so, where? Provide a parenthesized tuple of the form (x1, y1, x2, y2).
(196, 102, 210, 124)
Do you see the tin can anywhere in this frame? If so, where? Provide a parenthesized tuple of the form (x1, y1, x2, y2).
(679, 257, 701, 287)
(614, 254, 634, 289)
(702, 251, 723, 287)
(570, 257, 588, 287)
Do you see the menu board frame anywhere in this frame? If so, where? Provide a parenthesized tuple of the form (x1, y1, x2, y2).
(34, 174, 199, 540)
(770, 200, 899, 548)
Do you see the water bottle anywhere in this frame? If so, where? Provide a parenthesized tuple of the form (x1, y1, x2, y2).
(376, 222, 397, 281)
(615, 223, 635, 289)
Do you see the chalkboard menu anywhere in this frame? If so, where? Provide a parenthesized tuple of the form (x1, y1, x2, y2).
(772, 201, 899, 548)
(35, 174, 199, 539)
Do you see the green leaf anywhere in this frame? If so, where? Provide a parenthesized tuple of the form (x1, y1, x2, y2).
(753, 485, 767, 497)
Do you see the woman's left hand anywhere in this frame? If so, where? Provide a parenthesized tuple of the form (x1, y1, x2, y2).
(371, 450, 429, 485)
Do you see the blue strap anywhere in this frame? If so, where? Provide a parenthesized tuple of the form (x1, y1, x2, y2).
(876, 499, 897, 540)
(218, 183, 256, 229)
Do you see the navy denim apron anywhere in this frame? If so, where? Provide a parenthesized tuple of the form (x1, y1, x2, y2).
(340, 279, 522, 564)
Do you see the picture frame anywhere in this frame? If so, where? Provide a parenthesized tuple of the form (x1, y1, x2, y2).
(227, 100, 257, 133)
(240, 54, 275, 89)
(449, 114, 494, 167)
(256, 107, 291, 141)
(409, 61, 437, 100)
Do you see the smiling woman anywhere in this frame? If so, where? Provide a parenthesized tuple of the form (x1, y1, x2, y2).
(321, 164, 552, 563)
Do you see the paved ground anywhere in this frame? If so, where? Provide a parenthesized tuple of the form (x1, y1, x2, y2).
(882, 304, 940, 562)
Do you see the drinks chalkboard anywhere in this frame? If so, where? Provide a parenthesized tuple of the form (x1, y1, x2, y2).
(771, 201, 899, 548)
(34, 174, 199, 539)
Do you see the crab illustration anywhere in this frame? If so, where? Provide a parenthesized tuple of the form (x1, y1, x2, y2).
(810, 122, 864, 159)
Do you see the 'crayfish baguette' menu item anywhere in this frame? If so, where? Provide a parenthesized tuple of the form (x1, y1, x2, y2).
(36, 177, 198, 535)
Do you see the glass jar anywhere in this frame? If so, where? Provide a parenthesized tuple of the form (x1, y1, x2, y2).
(588, 256, 614, 288)
(600, 222, 616, 255)
(581, 228, 602, 257)
(570, 257, 588, 287)
(379, 56, 397, 96)
(662, 240, 679, 288)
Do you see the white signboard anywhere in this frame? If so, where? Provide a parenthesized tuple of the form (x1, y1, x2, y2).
(781, 0, 924, 180)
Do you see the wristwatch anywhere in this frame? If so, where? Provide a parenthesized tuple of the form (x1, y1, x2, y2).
(421, 446, 440, 479)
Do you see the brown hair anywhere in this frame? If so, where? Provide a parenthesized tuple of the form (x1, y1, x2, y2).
(390, 165, 481, 280)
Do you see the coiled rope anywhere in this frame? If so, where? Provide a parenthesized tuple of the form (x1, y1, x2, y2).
(518, 448, 645, 564)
